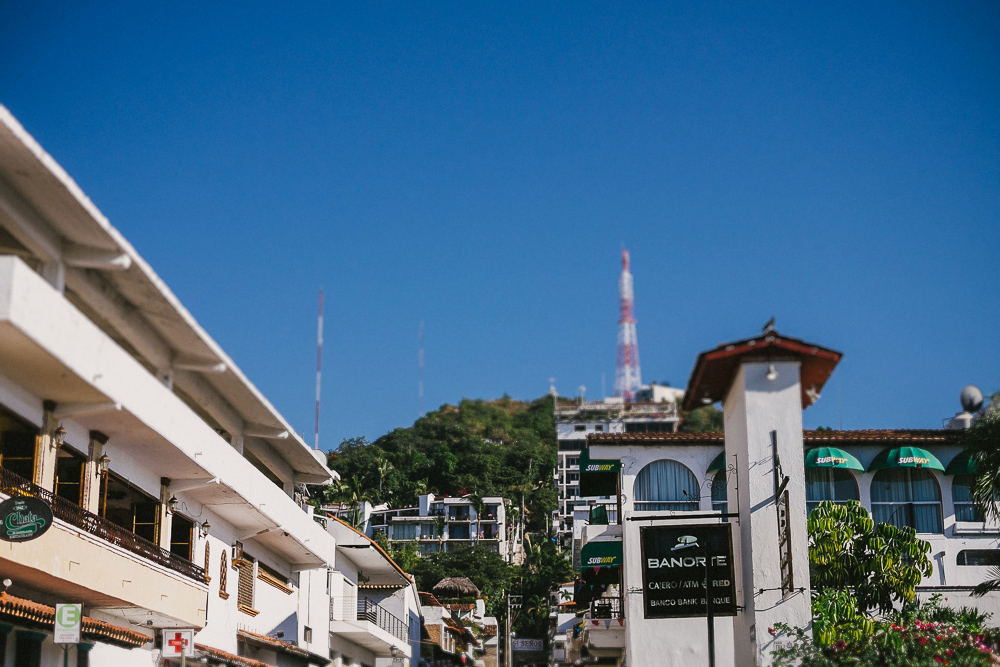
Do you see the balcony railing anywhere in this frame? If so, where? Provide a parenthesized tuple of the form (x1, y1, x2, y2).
(591, 597, 622, 620)
(0, 467, 206, 583)
(357, 598, 409, 642)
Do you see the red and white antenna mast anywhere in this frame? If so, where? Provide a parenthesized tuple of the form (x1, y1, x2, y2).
(314, 290, 324, 450)
(614, 249, 641, 401)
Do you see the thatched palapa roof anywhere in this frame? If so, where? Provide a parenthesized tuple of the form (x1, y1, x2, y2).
(432, 576, 481, 598)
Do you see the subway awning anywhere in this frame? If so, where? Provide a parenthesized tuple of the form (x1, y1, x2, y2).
(804, 447, 864, 472)
(945, 450, 978, 476)
(579, 448, 620, 497)
(867, 446, 944, 472)
(580, 540, 623, 570)
(707, 451, 726, 474)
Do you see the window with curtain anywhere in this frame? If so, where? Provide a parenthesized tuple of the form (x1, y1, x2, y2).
(711, 470, 728, 517)
(952, 475, 983, 522)
(871, 468, 942, 534)
(805, 468, 859, 514)
(633, 460, 698, 511)
(393, 523, 417, 540)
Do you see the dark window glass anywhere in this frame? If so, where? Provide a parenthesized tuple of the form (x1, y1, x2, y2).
(170, 514, 194, 560)
(55, 446, 86, 505)
(15, 631, 43, 667)
(957, 550, 1000, 566)
(952, 475, 983, 522)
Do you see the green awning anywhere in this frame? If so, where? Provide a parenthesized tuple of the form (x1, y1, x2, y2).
(867, 446, 944, 472)
(804, 447, 864, 472)
(945, 450, 979, 476)
(580, 540, 622, 570)
(579, 448, 620, 497)
(707, 451, 726, 474)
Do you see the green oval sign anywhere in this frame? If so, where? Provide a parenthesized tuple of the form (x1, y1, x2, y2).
(0, 496, 53, 542)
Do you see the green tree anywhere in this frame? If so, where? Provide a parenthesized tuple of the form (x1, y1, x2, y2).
(679, 405, 724, 432)
(809, 500, 932, 616)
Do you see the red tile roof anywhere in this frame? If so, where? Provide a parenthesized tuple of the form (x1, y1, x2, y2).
(0, 592, 148, 648)
(196, 643, 272, 667)
(682, 332, 842, 411)
(420, 592, 443, 607)
(237, 629, 321, 661)
(588, 429, 962, 446)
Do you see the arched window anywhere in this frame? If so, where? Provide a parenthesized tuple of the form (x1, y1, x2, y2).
(711, 470, 728, 515)
(871, 468, 942, 533)
(952, 475, 982, 522)
(805, 468, 859, 515)
(219, 551, 229, 599)
(633, 460, 698, 512)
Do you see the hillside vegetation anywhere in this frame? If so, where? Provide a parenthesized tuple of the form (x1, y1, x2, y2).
(325, 395, 557, 532)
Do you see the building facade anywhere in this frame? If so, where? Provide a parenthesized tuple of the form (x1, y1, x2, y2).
(0, 105, 421, 667)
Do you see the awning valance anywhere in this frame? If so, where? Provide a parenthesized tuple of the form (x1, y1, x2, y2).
(707, 451, 726, 474)
(579, 448, 620, 497)
(945, 450, 978, 476)
(804, 447, 864, 472)
(867, 447, 944, 472)
(580, 540, 623, 570)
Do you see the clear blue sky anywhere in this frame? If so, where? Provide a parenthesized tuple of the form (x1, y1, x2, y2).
(3, 3, 998, 446)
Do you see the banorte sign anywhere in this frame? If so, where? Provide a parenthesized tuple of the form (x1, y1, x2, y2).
(640, 524, 737, 619)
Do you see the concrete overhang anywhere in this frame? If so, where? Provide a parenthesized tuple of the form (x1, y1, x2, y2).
(0, 256, 336, 569)
(0, 106, 334, 484)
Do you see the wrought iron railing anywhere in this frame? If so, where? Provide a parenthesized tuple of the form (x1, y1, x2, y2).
(590, 596, 622, 620)
(357, 597, 409, 642)
(0, 467, 206, 583)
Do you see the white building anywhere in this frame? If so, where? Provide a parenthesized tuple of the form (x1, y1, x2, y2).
(553, 390, 682, 557)
(564, 332, 1000, 667)
(366, 494, 519, 562)
(0, 105, 421, 667)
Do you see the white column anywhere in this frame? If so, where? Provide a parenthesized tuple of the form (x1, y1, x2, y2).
(726, 361, 812, 666)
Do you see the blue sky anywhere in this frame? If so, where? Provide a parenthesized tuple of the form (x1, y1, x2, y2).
(3, 3, 998, 446)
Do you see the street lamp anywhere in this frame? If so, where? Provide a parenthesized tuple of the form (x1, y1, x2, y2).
(99, 454, 111, 517)
(167, 496, 179, 515)
(199, 520, 211, 538)
(54, 426, 66, 446)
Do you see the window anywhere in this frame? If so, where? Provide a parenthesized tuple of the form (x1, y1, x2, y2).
(55, 445, 86, 505)
(711, 470, 728, 516)
(0, 407, 37, 482)
(957, 550, 1000, 566)
(14, 630, 44, 667)
(633, 460, 699, 511)
(568, 458, 579, 467)
(103, 473, 160, 544)
(235, 552, 258, 615)
(170, 514, 193, 560)
(451, 524, 470, 539)
(952, 475, 983, 522)
(594, 425, 603, 432)
(258, 560, 292, 594)
(574, 425, 586, 432)
(805, 468, 859, 514)
(421, 542, 440, 555)
(393, 523, 417, 540)
(871, 468, 942, 534)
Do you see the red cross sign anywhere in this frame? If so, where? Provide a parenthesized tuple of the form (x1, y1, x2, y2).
(162, 629, 195, 657)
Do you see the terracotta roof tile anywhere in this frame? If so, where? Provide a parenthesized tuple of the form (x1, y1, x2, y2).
(483, 625, 498, 637)
(588, 429, 962, 446)
(0, 593, 148, 649)
(419, 592, 443, 607)
(196, 643, 273, 667)
(237, 629, 313, 659)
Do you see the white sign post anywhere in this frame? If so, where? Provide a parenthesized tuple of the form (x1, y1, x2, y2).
(162, 629, 196, 666)
(54, 604, 82, 667)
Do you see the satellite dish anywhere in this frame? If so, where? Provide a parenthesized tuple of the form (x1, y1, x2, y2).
(960, 385, 984, 413)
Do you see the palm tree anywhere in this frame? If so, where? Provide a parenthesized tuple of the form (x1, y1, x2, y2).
(375, 455, 392, 498)
(963, 395, 1000, 596)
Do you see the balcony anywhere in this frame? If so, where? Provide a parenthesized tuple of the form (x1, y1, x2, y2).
(0, 468, 208, 628)
(0, 467, 205, 582)
(330, 597, 412, 657)
(591, 597, 622, 620)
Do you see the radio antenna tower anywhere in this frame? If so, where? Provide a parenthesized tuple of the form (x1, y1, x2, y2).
(614, 249, 641, 401)
(418, 321, 425, 418)
(314, 290, 324, 450)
